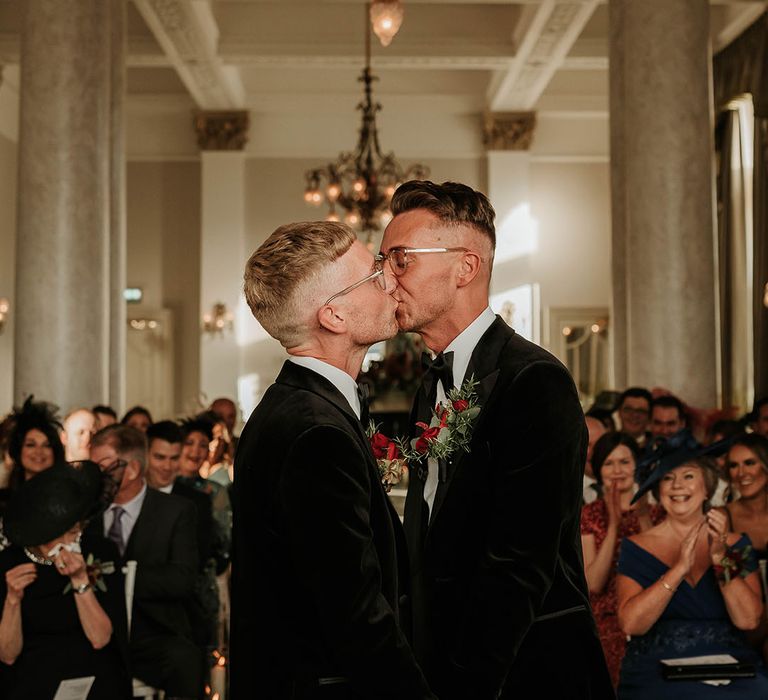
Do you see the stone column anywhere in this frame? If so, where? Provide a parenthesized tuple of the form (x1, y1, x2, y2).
(609, 0, 718, 407)
(109, 0, 127, 414)
(484, 113, 538, 331)
(194, 111, 249, 404)
(14, 0, 118, 410)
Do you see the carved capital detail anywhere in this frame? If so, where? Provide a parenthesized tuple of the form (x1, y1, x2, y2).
(194, 111, 250, 151)
(482, 111, 536, 151)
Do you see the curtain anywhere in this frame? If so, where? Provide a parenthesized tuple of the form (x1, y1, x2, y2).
(713, 13, 768, 407)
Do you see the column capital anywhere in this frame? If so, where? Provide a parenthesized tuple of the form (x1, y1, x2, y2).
(482, 111, 536, 151)
(194, 110, 250, 151)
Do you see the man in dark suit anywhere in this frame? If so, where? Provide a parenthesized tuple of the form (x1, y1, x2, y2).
(90, 425, 201, 700)
(380, 180, 614, 699)
(232, 221, 435, 699)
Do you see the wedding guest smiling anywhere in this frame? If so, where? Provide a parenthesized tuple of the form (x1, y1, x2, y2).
(617, 387, 652, 445)
(616, 431, 768, 698)
(581, 432, 664, 687)
(5, 397, 64, 489)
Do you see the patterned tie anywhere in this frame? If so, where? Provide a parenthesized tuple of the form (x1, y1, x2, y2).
(107, 506, 126, 556)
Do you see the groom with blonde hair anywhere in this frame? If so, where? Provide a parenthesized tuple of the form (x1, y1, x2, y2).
(231, 221, 435, 699)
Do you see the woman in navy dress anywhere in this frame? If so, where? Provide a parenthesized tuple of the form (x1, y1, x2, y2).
(616, 431, 768, 698)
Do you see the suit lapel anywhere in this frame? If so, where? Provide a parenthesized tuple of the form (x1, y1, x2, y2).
(427, 318, 514, 529)
(123, 487, 152, 561)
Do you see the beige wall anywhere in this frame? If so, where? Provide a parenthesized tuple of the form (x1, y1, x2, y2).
(0, 133, 16, 413)
(126, 160, 201, 417)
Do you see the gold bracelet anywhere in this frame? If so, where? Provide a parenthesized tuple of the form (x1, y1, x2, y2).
(660, 577, 676, 593)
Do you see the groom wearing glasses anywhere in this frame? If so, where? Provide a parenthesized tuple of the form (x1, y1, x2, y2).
(231, 222, 435, 699)
(380, 180, 614, 699)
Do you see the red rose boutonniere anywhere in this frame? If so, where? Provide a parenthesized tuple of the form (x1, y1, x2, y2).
(400, 377, 481, 463)
(366, 422, 408, 493)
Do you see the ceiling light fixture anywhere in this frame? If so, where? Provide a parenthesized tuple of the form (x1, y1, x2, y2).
(303, 2, 428, 243)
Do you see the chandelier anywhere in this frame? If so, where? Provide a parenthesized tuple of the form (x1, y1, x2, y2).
(303, 2, 428, 241)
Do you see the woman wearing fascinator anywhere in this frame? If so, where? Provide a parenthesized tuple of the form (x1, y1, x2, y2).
(615, 430, 768, 698)
(1, 396, 64, 495)
(0, 459, 130, 699)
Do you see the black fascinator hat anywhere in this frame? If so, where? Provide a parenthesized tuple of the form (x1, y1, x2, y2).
(7, 396, 65, 467)
(631, 429, 732, 505)
(4, 460, 117, 547)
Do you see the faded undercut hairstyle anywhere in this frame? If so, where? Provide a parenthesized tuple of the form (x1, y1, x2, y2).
(243, 221, 357, 348)
(391, 180, 496, 263)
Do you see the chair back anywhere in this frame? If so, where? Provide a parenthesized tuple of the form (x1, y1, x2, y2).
(123, 560, 138, 634)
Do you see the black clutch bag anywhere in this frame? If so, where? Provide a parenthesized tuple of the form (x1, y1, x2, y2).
(661, 662, 756, 681)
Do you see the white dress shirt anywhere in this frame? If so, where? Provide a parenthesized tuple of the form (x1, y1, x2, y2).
(158, 483, 173, 494)
(424, 306, 496, 515)
(103, 481, 148, 547)
(288, 356, 362, 420)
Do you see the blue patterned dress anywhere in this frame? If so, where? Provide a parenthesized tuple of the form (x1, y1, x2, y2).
(617, 534, 768, 698)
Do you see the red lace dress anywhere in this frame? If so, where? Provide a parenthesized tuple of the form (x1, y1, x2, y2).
(580, 499, 665, 687)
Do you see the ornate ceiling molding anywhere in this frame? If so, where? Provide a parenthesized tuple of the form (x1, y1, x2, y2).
(488, 0, 600, 111)
(482, 111, 536, 151)
(133, 0, 243, 109)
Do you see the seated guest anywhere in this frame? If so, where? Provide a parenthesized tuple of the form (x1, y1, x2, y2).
(208, 397, 238, 441)
(92, 405, 118, 432)
(649, 394, 687, 440)
(616, 430, 768, 698)
(0, 460, 130, 699)
(120, 406, 153, 434)
(581, 432, 665, 687)
(722, 434, 768, 662)
(617, 387, 653, 446)
(3, 397, 64, 497)
(708, 420, 743, 506)
(722, 434, 768, 566)
(61, 408, 96, 461)
(146, 421, 220, 663)
(753, 397, 768, 438)
(89, 425, 201, 700)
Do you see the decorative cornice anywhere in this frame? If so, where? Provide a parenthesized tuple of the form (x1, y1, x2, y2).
(193, 110, 250, 151)
(482, 111, 536, 151)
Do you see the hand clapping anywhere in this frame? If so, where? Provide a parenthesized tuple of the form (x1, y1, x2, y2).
(705, 508, 730, 563)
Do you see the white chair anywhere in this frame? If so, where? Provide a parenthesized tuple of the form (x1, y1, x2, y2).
(123, 560, 165, 700)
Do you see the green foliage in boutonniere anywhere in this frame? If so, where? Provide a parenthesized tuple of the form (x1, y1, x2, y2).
(62, 553, 116, 595)
(366, 422, 408, 493)
(399, 377, 481, 463)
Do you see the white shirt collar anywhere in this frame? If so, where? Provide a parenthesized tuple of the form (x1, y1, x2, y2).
(288, 356, 361, 419)
(436, 306, 496, 388)
(158, 483, 173, 495)
(111, 480, 147, 521)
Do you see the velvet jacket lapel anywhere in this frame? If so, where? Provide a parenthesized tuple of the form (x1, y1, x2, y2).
(275, 361, 407, 557)
(404, 318, 515, 554)
(427, 318, 512, 528)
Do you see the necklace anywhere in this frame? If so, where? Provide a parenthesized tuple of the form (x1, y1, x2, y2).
(23, 547, 53, 566)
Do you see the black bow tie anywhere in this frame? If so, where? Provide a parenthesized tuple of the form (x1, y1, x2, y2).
(357, 383, 370, 425)
(421, 351, 455, 398)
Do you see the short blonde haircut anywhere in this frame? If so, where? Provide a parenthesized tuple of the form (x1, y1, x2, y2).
(243, 221, 356, 347)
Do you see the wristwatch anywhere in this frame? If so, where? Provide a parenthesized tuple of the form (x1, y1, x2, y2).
(73, 582, 91, 595)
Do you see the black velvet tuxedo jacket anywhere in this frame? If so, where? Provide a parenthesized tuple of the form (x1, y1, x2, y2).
(230, 360, 434, 700)
(405, 317, 614, 699)
(88, 487, 198, 643)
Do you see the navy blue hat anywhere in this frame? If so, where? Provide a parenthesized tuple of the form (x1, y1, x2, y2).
(631, 429, 731, 505)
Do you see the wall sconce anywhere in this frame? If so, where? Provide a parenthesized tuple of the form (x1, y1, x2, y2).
(0, 298, 9, 334)
(128, 318, 161, 331)
(202, 302, 234, 336)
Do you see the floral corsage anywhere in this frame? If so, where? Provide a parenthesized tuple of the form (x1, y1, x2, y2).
(366, 422, 408, 493)
(714, 543, 757, 585)
(399, 377, 481, 464)
(62, 554, 116, 594)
